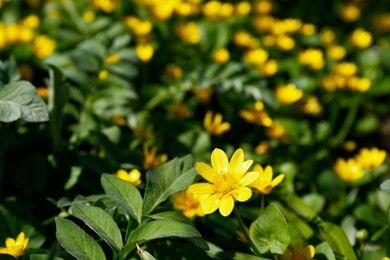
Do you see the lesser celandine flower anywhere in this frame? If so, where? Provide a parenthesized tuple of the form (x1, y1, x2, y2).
(339, 3, 360, 22)
(350, 28, 373, 49)
(165, 64, 183, 79)
(383, 257, 390, 260)
(212, 48, 230, 64)
(172, 191, 205, 218)
(253, 0, 272, 15)
(176, 22, 201, 44)
(0, 232, 29, 258)
(233, 31, 253, 48)
(239, 101, 273, 127)
(92, 0, 119, 13)
(253, 16, 275, 33)
(266, 120, 286, 140)
(203, 111, 231, 136)
(275, 83, 303, 105)
(347, 76, 371, 92)
(124, 16, 153, 36)
(255, 141, 271, 155)
(36, 86, 49, 99)
(188, 148, 260, 216)
(280, 243, 315, 260)
(143, 145, 168, 169)
(32, 35, 56, 58)
(98, 70, 109, 80)
(327, 45, 346, 61)
(170, 102, 193, 119)
(320, 27, 336, 46)
(301, 96, 323, 116)
(298, 48, 325, 70)
(135, 43, 154, 62)
(257, 59, 278, 77)
(355, 147, 387, 170)
(333, 62, 358, 77)
(106, 54, 121, 64)
(83, 10, 96, 23)
(251, 165, 284, 195)
(299, 23, 316, 35)
(192, 86, 212, 103)
(115, 169, 142, 186)
(235, 1, 251, 16)
(244, 48, 268, 65)
(333, 158, 365, 182)
(275, 35, 295, 51)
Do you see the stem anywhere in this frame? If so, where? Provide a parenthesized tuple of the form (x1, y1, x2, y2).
(261, 194, 265, 213)
(233, 205, 262, 256)
(332, 95, 360, 145)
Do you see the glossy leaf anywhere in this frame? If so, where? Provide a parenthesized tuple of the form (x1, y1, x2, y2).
(137, 244, 158, 260)
(380, 179, 390, 195)
(55, 217, 106, 260)
(70, 203, 123, 251)
(250, 203, 290, 254)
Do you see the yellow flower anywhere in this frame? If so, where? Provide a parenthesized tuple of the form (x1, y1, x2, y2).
(98, 70, 109, 80)
(172, 191, 205, 218)
(327, 45, 346, 61)
(83, 10, 96, 23)
(92, 0, 119, 13)
(333, 62, 358, 77)
(244, 47, 268, 65)
(233, 31, 254, 48)
(251, 165, 284, 195)
(257, 59, 278, 77)
(255, 141, 271, 155)
(275, 83, 303, 105)
(299, 23, 316, 35)
(135, 43, 154, 62)
(235, 1, 251, 16)
(275, 35, 295, 51)
(176, 22, 201, 44)
(0, 232, 29, 258)
(106, 54, 121, 64)
(192, 86, 212, 103)
(188, 148, 260, 216)
(36, 86, 49, 99)
(350, 28, 373, 49)
(203, 111, 231, 136)
(124, 16, 153, 36)
(165, 64, 183, 79)
(112, 115, 126, 126)
(4, 24, 20, 45)
(375, 13, 390, 32)
(266, 120, 286, 140)
(301, 96, 322, 116)
(253, 0, 272, 15)
(203, 0, 221, 19)
(21, 15, 40, 29)
(32, 35, 56, 58)
(355, 147, 386, 170)
(212, 48, 230, 64)
(170, 102, 193, 119)
(347, 76, 371, 92)
(320, 27, 336, 46)
(383, 257, 390, 260)
(239, 101, 273, 127)
(143, 145, 168, 169)
(343, 140, 357, 152)
(298, 48, 325, 70)
(253, 15, 274, 33)
(115, 169, 142, 186)
(340, 4, 360, 22)
(18, 26, 34, 43)
(333, 158, 365, 182)
(280, 243, 315, 260)
(151, 0, 177, 20)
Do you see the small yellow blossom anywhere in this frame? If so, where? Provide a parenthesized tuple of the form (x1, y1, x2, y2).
(106, 54, 121, 64)
(301, 96, 323, 116)
(36, 86, 49, 99)
(253, 16, 275, 33)
(275, 83, 303, 105)
(135, 44, 154, 62)
(151, 0, 177, 20)
(192, 86, 212, 103)
(383, 257, 390, 260)
(327, 45, 346, 61)
(275, 35, 295, 51)
(253, 0, 272, 15)
(219, 2, 234, 19)
(18, 26, 34, 43)
(124, 16, 153, 36)
(83, 11, 96, 23)
(99, 70, 109, 80)
(280, 243, 315, 260)
(262, 34, 276, 47)
(143, 145, 168, 169)
(334, 158, 365, 182)
(33, 35, 56, 58)
(21, 15, 40, 29)
(375, 13, 390, 32)
(92, 0, 119, 13)
(333, 62, 358, 77)
(347, 76, 371, 92)
(233, 31, 253, 48)
(340, 4, 360, 22)
(203, 111, 231, 136)
(244, 48, 268, 65)
(0, 232, 29, 258)
(257, 59, 278, 77)
(172, 191, 205, 218)
(298, 48, 325, 70)
(300, 23, 316, 35)
(343, 140, 357, 152)
(115, 169, 142, 186)
(235, 1, 251, 16)
(4, 24, 20, 45)
(212, 48, 230, 64)
(251, 165, 284, 195)
(266, 120, 286, 140)
(320, 27, 336, 46)
(176, 22, 201, 44)
(112, 115, 126, 126)
(355, 147, 386, 170)
(255, 141, 271, 155)
(239, 101, 273, 127)
(165, 64, 183, 79)
(188, 148, 260, 217)
(350, 28, 373, 49)
(170, 102, 193, 119)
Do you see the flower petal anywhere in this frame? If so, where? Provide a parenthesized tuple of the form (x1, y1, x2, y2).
(264, 166, 273, 181)
(228, 148, 244, 174)
(239, 171, 260, 186)
(215, 122, 230, 135)
(188, 183, 214, 194)
(16, 232, 25, 246)
(234, 160, 254, 180)
(211, 148, 229, 173)
(271, 174, 285, 188)
(234, 186, 252, 202)
(195, 162, 216, 182)
(219, 196, 234, 216)
(5, 238, 15, 248)
(202, 194, 220, 214)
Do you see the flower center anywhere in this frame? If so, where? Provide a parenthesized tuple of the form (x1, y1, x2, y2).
(214, 172, 238, 196)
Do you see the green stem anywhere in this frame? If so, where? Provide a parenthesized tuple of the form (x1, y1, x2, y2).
(233, 205, 262, 256)
(332, 95, 360, 145)
(261, 194, 265, 213)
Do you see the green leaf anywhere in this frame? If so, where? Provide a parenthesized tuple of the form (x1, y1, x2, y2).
(30, 254, 64, 260)
(315, 241, 336, 260)
(0, 81, 49, 122)
(137, 244, 158, 260)
(249, 203, 290, 254)
(55, 217, 106, 260)
(101, 174, 143, 223)
(70, 203, 123, 251)
(380, 179, 390, 195)
(142, 155, 197, 215)
(318, 221, 358, 260)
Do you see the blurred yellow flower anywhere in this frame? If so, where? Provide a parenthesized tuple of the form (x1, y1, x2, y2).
(347, 76, 371, 92)
(165, 64, 183, 79)
(151, 0, 177, 20)
(239, 101, 273, 127)
(333, 62, 358, 77)
(176, 22, 201, 44)
(299, 23, 316, 35)
(106, 54, 121, 64)
(192, 86, 212, 103)
(18, 26, 34, 43)
(320, 27, 336, 46)
(143, 145, 168, 169)
(355, 147, 386, 170)
(36, 86, 49, 99)
(33, 35, 56, 58)
(235, 1, 251, 16)
(266, 120, 286, 140)
(334, 158, 365, 182)
(257, 59, 278, 77)
(135, 43, 154, 62)
(203, 110, 231, 136)
(212, 48, 230, 64)
(112, 115, 126, 126)
(83, 11, 96, 23)
(340, 3, 360, 22)
(172, 191, 205, 218)
(383, 257, 390, 260)
(298, 48, 325, 70)
(327, 45, 346, 61)
(233, 31, 253, 48)
(21, 15, 40, 29)
(115, 169, 142, 186)
(280, 243, 315, 260)
(244, 47, 268, 65)
(170, 102, 193, 119)
(275, 83, 303, 105)
(253, 0, 272, 15)
(0, 232, 29, 258)
(92, 0, 119, 13)
(350, 28, 373, 49)
(253, 15, 275, 33)
(124, 16, 153, 36)
(188, 148, 260, 216)
(251, 165, 284, 195)
(5, 24, 20, 44)
(275, 34, 295, 51)
(262, 34, 276, 47)
(255, 141, 271, 155)
(343, 140, 357, 152)
(301, 96, 323, 116)
(375, 13, 390, 32)
(99, 70, 109, 80)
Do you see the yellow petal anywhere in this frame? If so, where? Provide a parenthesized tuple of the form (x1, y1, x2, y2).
(234, 159, 253, 179)
(219, 196, 234, 216)
(211, 148, 229, 173)
(234, 186, 252, 202)
(239, 171, 260, 186)
(204, 111, 212, 127)
(215, 122, 231, 135)
(16, 232, 25, 245)
(271, 174, 285, 188)
(228, 148, 244, 175)
(263, 165, 273, 181)
(306, 245, 315, 258)
(195, 162, 216, 182)
(214, 113, 223, 125)
(188, 183, 214, 194)
(202, 194, 220, 214)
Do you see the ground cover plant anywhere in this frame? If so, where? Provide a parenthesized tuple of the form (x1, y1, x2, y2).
(1, 0, 390, 259)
